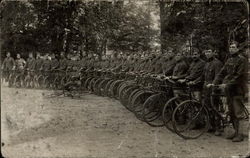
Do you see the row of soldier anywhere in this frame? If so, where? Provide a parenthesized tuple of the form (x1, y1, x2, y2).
(1, 41, 248, 142)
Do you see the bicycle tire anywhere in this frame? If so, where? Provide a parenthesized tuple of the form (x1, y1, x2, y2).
(172, 100, 210, 139)
(143, 93, 166, 127)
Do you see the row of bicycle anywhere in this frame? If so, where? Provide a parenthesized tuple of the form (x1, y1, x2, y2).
(3, 68, 249, 139)
(63, 68, 249, 139)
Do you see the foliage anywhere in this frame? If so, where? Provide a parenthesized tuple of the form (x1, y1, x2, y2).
(0, 0, 157, 59)
(159, 1, 248, 59)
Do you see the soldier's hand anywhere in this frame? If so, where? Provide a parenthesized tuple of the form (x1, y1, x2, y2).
(178, 79, 186, 83)
(171, 76, 178, 80)
(187, 81, 194, 85)
(206, 84, 213, 88)
(219, 84, 226, 90)
(164, 76, 170, 80)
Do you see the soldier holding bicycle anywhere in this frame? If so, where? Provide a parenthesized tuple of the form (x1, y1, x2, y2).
(210, 41, 248, 142)
(1, 52, 15, 83)
(203, 46, 223, 136)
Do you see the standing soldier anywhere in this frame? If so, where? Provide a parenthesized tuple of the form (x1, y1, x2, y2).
(58, 52, 68, 71)
(35, 52, 44, 72)
(179, 48, 205, 101)
(41, 54, 51, 72)
(211, 41, 248, 142)
(15, 54, 26, 71)
(26, 52, 36, 71)
(50, 53, 59, 70)
(162, 49, 176, 76)
(203, 46, 223, 136)
(168, 51, 189, 81)
(1, 52, 15, 82)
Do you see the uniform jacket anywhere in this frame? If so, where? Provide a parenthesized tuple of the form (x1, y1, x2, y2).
(172, 60, 189, 79)
(213, 54, 248, 95)
(2, 57, 15, 70)
(185, 58, 205, 84)
(26, 58, 36, 70)
(162, 57, 176, 76)
(204, 58, 223, 85)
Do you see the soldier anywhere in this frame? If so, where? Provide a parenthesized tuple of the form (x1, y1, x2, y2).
(168, 51, 189, 81)
(111, 53, 122, 72)
(79, 51, 87, 70)
(35, 52, 44, 72)
(211, 41, 248, 142)
(100, 55, 110, 70)
(41, 54, 51, 72)
(50, 53, 59, 70)
(203, 47, 223, 136)
(179, 47, 205, 101)
(162, 49, 176, 76)
(26, 52, 36, 71)
(15, 54, 26, 71)
(1, 52, 15, 82)
(58, 52, 68, 71)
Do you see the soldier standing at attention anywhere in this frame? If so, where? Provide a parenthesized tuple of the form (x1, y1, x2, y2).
(203, 46, 223, 136)
(1, 52, 15, 82)
(178, 47, 205, 101)
(210, 41, 248, 142)
(162, 49, 176, 76)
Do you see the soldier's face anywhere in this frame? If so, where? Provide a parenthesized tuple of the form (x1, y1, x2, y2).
(192, 52, 200, 59)
(17, 54, 20, 59)
(6, 53, 10, 57)
(82, 52, 86, 57)
(168, 51, 174, 58)
(229, 44, 239, 55)
(205, 50, 213, 59)
(29, 53, 33, 58)
(175, 54, 182, 61)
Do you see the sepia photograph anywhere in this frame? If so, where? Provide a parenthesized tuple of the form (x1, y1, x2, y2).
(0, 0, 249, 157)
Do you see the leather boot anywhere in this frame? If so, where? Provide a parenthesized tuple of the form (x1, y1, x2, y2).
(232, 120, 244, 142)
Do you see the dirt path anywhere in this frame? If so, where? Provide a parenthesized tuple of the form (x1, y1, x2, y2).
(1, 86, 249, 158)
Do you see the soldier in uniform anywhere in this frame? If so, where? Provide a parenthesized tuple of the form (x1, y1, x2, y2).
(58, 52, 68, 71)
(41, 54, 51, 72)
(211, 41, 248, 142)
(15, 53, 26, 71)
(168, 51, 189, 81)
(162, 49, 176, 76)
(26, 52, 36, 71)
(179, 47, 205, 101)
(1, 52, 15, 82)
(203, 46, 223, 136)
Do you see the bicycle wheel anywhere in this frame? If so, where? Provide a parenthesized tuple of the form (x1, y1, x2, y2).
(120, 85, 138, 111)
(83, 77, 93, 90)
(112, 80, 125, 99)
(143, 93, 168, 127)
(127, 88, 141, 111)
(99, 78, 111, 96)
(43, 76, 50, 89)
(104, 79, 115, 97)
(162, 96, 181, 132)
(14, 74, 23, 88)
(118, 81, 133, 99)
(131, 90, 154, 119)
(8, 73, 15, 87)
(172, 100, 210, 139)
(37, 75, 44, 89)
(88, 77, 97, 92)
(110, 80, 123, 99)
(93, 78, 103, 95)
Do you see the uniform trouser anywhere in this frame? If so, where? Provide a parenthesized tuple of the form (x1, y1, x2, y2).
(203, 87, 222, 130)
(225, 85, 246, 135)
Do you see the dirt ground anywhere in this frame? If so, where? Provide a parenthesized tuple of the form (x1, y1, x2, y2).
(1, 85, 249, 158)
